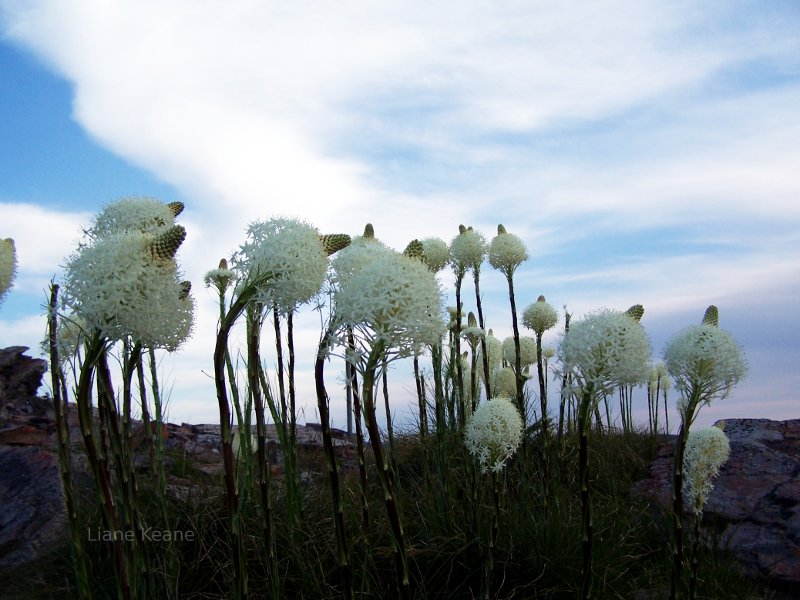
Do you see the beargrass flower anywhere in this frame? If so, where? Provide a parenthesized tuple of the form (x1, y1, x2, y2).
(522, 296, 559, 336)
(493, 367, 517, 398)
(0, 238, 16, 306)
(683, 426, 730, 515)
(232, 430, 258, 458)
(664, 323, 747, 405)
(90, 197, 180, 239)
(503, 335, 537, 367)
(331, 234, 393, 287)
(62, 229, 194, 350)
(648, 362, 671, 393)
(559, 308, 652, 394)
(232, 217, 330, 312)
(488, 225, 528, 276)
(334, 249, 446, 358)
(477, 330, 503, 382)
(421, 237, 450, 273)
(464, 396, 524, 474)
(450, 227, 487, 273)
(204, 258, 236, 294)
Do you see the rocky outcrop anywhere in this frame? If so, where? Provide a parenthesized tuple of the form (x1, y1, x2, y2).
(0, 446, 67, 570)
(633, 418, 800, 593)
(0, 346, 49, 417)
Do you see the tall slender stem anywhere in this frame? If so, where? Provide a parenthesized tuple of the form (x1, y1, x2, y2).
(315, 322, 353, 600)
(47, 285, 92, 600)
(473, 269, 491, 400)
(578, 388, 594, 600)
(363, 342, 410, 599)
(246, 308, 279, 599)
(214, 287, 258, 600)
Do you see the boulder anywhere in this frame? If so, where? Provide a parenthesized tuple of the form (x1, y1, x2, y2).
(0, 346, 49, 417)
(0, 445, 68, 570)
(633, 418, 800, 593)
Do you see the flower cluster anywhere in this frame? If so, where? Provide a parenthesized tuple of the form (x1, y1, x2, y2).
(683, 426, 731, 515)
(477, 331, 502, 381)
(331, 234, 393, 287)
(421, 237, 450, 273)
(502, 335, 537, 368)
(664, 322, 746, 405)
(450, 227, 486, 274)
(464, 396, 524, 474)
(90, 197, 181, 238)
(204, 258, 236, 295)
(334, 249, 446, 359)
(648, 362, 670, 394)
(559, 308, 652, 395)
(488, 225, 528, 277)
(493, 367, 517, 398)
(522, 296, 559, 336)
(232, 218, 330, 313)
(0, 238, 16, 307)
(62, 228, 194, 351)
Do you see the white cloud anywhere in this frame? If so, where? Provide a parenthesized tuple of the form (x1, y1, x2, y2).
(0, 201, 90, 292)
(2, 1, 799, 425)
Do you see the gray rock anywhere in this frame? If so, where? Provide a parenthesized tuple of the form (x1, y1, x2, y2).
(633, 418, 800, 591)
(0, 446, 67, 570)
(0, 347, 48, 417)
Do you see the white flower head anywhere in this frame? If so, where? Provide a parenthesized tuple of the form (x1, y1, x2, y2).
(558, 308, 652, 395)
(204, 257, 236, 295)
(421, 237, 450, 273)
(488, 225, 528, 277)
(232, 217, 329, 313)
(683, 426, 731, 515)
(331, 235, 393, 287)
(522, 296, 559, 336)
(335, 249, 446, 358)
(502, 335, 537, 368)
(91, 197, 179, 239)
(477, 331, 503, 382)
(493, 366, 517, 398)
(450, 227, 487, 274)
(62, 229, 194, 350)
(0, 238, 17, 307)
(664, 323, 746, 406)
(464, 396, 524, 474)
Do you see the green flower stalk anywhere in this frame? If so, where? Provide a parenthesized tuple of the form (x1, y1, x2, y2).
(488, 225, 528, 421)
(477, 330, 502, 394)
(451, 226, 490, 399)
(449, 227, 473, 425)
(217, 217, 349, 600)
(334, 248, 446, 599)
(683, 426, 730, 600)
(664, 306, 746, 600)
(559, 308, 651, 600)
(461, 312, 485, 413)
(0, 238, 16, 307)
(464, 396, 523, 599)
(523, 296, 559, 431)
(47, 284, 91, 599)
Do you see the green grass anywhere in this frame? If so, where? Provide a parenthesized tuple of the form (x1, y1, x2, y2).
(0, 427, 783, 599)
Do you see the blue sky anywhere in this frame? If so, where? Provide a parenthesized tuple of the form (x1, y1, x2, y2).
(1, 1, 799, 430)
